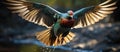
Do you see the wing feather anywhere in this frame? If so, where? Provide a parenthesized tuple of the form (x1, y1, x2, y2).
(85, 13, 91, 25)
(4, 0, 61, 28)
(73, 0, 117, 28)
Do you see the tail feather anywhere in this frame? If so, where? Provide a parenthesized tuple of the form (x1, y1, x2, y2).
(36, 29, 75, 46)
(36, 29, 49, 40)
(36, 29, 51, 46)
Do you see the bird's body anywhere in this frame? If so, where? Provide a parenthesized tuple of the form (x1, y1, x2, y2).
(38, 12, 76, 46)
(53, 11, 75, 37)
(3, 0, 117, 46)
(60, 18, 75, 27)
(53, 16, 75, 37)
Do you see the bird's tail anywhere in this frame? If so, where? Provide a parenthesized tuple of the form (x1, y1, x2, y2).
(36, 29, 75, 46)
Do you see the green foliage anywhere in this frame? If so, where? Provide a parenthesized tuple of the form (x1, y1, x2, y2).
(28, 0, 101, 8)
(20, 45, 39, 52)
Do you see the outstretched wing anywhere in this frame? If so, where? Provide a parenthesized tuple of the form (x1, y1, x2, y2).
(4, 0, 61, 28)
(73, 0, 117, 28)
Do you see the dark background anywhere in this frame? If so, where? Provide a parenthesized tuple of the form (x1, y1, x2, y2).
(0, 0, 120, 52)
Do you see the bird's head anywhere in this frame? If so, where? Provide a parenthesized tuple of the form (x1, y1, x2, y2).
(67, 10, 73, 17)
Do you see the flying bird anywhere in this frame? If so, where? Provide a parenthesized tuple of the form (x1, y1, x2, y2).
(4, 0, 117, 46)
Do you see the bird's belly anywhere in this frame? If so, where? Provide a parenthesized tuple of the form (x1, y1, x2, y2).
(60, 19, 75, 28)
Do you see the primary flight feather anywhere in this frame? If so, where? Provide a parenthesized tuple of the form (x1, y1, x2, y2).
(4, 0, 117, 46)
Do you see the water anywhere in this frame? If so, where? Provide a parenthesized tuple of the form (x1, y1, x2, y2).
(12, 39, 93, 52)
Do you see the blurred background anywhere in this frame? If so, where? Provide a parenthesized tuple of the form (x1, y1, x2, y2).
(0, 0, 120, 52)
